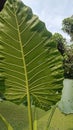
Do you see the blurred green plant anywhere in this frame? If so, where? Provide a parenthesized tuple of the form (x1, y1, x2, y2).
(0, 113, 13, 130)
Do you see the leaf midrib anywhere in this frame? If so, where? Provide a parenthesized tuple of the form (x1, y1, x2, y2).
(12, 3, 34, 128)
(13, 3, 28, 93)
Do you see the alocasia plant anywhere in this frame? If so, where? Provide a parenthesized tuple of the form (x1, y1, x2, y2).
(0, 0, 63, 129)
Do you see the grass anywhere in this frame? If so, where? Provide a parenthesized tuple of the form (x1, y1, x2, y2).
(0, 101, 73, 130)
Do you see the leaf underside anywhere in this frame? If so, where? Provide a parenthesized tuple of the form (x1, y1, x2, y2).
(0, 0, 63, 110)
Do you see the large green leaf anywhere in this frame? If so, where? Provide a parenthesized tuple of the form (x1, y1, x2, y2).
(0, 0, 63, 110)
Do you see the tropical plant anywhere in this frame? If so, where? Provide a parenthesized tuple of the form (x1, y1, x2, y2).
(0, 0, 63, 129)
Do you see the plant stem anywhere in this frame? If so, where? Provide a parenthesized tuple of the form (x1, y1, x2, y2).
(46, 105, 56, 130)
(33, 105, 38, 130)
(27, 93, 33, 130)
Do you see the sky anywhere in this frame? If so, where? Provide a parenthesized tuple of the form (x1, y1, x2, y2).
(21, 0, 73, 40)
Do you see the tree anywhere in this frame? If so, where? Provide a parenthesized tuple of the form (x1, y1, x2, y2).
(58, 16, 73, 79)
(62, 15, 73, 41)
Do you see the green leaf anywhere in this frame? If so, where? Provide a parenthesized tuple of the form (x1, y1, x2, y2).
(0, 113, 13, 130)
(0, 0, 63, 111)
